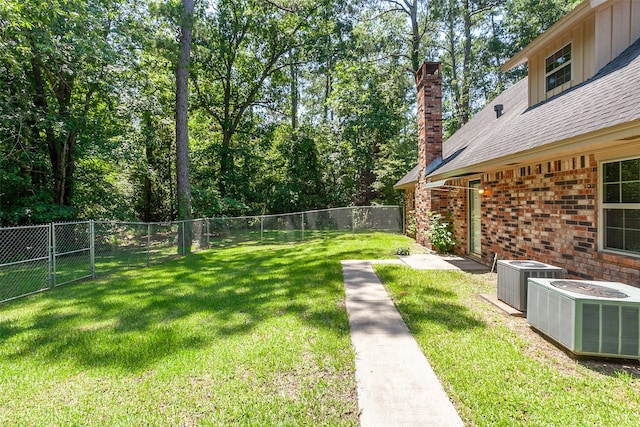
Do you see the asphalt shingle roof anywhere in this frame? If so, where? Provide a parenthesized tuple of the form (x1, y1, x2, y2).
(395, 37, 640, 186)
(394, 164, 420, 189)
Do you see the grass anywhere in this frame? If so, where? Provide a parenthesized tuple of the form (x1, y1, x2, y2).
(0, 229, 379, 303)
(374, 265, 640, 426)
(7, 232, 638, 426)
(0, 232, 410, 426)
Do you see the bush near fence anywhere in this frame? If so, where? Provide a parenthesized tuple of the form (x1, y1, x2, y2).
(0, 206, 402, 304)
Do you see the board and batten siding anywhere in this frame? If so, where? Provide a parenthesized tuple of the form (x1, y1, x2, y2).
(594, 0, 640, 72)
(528, 15, 596, 106)
(528, 0, 640, 107)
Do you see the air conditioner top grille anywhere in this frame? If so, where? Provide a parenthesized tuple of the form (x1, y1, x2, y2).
(531, 279, 640, 302)
(551, 280, 629, 299)
(508, 261, 547, 268)
(500, 260, 562, 271)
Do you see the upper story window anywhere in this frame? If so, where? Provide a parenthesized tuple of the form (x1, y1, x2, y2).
(545, 44, 572, 92)
(602, 157, 640, 255)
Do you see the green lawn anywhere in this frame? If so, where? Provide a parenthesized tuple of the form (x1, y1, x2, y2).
(375, 265, 640, 427)
(5, 233, 638, 426)
(0, 232, 410, 426)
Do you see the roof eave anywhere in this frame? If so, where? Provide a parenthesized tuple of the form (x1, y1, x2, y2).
(393, 181, 417, 190)
(502, 0, 593, 72)
(428, 120, 640, 180)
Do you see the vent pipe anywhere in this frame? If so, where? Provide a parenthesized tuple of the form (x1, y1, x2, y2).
(494, 104, 504, 118)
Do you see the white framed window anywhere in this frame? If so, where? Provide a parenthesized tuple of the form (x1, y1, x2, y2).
(601, 157, 640, 255)
(545, 43, 572, 92)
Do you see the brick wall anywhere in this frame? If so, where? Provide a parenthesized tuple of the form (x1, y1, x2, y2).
(414, 184, 432, 247)
(404, 189, 416, 237)
(443, 182, 467, 252)
(425, 154, 640, 286)
(415, 184, 469, 252)
(482, 155, 599, 276)
(408, 62, 638, 285)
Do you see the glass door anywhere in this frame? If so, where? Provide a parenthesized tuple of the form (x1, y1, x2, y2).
(469, 180, 482, 255)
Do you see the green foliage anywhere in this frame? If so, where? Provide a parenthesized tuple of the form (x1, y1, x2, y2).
(500, 0, 582, 81)
(406, 209, 417, 238)
(74, 157, 135, 221)
(0, 0, 585, 223)
(0, 0, 145, 225)
(327, 57, 416, 206)
(502, 0, 582, 57)
(425, 211, 456, 253)
(191, 0, 313, 200)
(0, 191, 76, 225)
(263, 124, 327, 214)
(395, 247, 410, 255)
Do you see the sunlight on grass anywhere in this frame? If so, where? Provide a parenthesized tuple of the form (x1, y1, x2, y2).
(0, 232, 409, 426)
(375, 265, 640, 427)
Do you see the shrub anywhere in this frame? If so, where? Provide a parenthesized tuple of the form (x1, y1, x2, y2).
(406, 210, 417, 238)
(425, 211, 456, 253)
(395, 247, 410, 256)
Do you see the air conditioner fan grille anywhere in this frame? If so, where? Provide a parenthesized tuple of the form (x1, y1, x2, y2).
(508, 261, 547, 268)
(551, 280, 629, 298)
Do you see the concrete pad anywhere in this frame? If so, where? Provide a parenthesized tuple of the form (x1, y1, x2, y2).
(399, 254, 488, 272)
(342, 261, 464, 427)
(479, 293, 525, 317)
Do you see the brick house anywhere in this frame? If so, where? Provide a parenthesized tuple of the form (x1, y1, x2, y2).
(395, 0, 640, 286)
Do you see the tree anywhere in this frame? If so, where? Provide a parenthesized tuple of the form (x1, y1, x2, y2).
(0, 0, 141, 225)
(261, 124, 326, 213)
(327, 54, 416, 206)
(192, 0, 315, 201)
(433, 0, 498, 134)
(176, 0, 195, 253)
(501, 0, 582, 60)
(372, 0, 435, 76)
(0, 0, 585, 225)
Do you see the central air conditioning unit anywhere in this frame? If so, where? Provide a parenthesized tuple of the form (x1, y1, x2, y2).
(497, 260, 564, 311)
(527, 278, 640, 359)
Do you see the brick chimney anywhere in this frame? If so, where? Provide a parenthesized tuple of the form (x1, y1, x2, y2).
(416, 62, 442, 172)
(414, 61, 443, 248)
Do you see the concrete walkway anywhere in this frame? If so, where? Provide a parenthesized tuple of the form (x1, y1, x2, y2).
(342, 255, 484, 426)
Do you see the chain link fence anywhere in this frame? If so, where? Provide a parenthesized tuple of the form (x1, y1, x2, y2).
(0, 206, 402, 304)
(0, 225, 51, 302)
(53, 221, 92, 287)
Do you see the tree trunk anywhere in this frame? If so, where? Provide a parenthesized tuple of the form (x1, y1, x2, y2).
(59, 130, 76, 207)
(143, 115, 154, 223)
(176, 0, 194, 254)
(30, 53, 57, 193)
(461, 0, 472, 125)
(490, 12, 504, 92)
(290, 49, 298, 131)
(324, 70, 332, 122)
(31, 46, 78, 210)
(409, 0, 420, 75)
(447, 9, 461, 132)
(218, 131, 234, 197)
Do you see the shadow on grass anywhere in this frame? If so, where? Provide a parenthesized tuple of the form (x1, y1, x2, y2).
(578, 358, 640, 379)
(375, 265, 488, 335)
(0, 233, 404, 373)
(394, 296, 487, 334)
